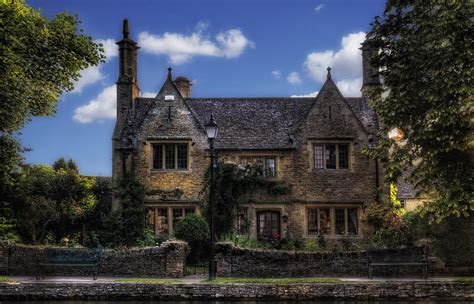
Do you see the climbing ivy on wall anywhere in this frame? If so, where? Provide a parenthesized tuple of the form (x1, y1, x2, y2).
(201, 162, 291, 239)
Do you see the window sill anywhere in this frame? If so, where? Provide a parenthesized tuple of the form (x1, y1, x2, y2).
(303, 234, 362, 239)
(150, 169, 191, 173)
(312, 169, 352, 173)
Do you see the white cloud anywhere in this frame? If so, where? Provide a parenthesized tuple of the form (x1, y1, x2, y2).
(71, 66, 104, 94)
(141, 91, 156, 97)
(336, 77, 362, 96)
(291, 91, 318, 98)
(96, 38, 119, 60)
(304, 32, 365, 82)
(73, 85, 116, 123)
(70, 39, 118, 94)
(272, 69, 281, 79)
(138, 23, 254, 65)
(314, 4, 324, 13)
(287, 72, 302, 85)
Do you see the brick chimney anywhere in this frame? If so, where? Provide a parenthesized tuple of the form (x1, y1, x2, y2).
(174, 76, 192, 98)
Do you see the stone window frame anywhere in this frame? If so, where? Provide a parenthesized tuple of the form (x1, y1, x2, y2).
(304, 204, 361, 238)
(238, 154, 279, 178)
(146, 205, 198, 236)
(308, 139, 354, 172)
(148, 140, 192, 172)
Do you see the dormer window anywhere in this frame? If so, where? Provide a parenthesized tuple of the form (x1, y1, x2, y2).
(152, 143, 188, 170)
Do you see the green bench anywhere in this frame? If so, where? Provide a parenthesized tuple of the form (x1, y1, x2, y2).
(367, 247, 428, 279)
(36, 248, 102, 280)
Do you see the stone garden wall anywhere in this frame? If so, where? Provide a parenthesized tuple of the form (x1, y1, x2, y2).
(215, 242, 369, 277)
(214, 242, 460, 277)
(0, 241, 188, 277)
(1, 281, 472, 301)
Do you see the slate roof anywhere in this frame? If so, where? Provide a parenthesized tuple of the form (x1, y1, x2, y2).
(345, 97, 379, 133)
(186, 98, 313, 149)
(123, 95, 378, 150)
(396, 169, 422, 199)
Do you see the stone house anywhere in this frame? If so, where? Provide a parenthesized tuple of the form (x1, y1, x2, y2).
(112, 20, 384, 241)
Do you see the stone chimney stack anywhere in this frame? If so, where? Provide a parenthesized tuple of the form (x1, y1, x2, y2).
(174, 76, 192, 98)
(116, 18, 140, 114)
(112, 19, 140, 192)
(360, 40, 381, 98)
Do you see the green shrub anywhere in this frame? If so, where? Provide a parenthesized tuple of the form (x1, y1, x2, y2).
(174, 214, 210, 263)
(275, 237, 304, 251)
(304, 238, 318, 252)
(367, 200, 412, 248)
(317, 234, 326, 249)
(223, 234, 305, 251)
(137, 228, 157, 247)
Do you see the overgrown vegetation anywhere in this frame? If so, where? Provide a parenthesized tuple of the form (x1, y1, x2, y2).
(174, 213, 210, 263)
(406, 211, 474, 267)
(201, 162, 290, 239)
(367, 185, 412, 248)
(0, 158, 153, 248)
(364, 0, 473, 223)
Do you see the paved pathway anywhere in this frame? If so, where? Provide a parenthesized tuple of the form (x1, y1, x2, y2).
(8, 275, 459, 284)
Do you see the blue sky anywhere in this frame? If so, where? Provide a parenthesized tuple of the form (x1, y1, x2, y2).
(22, 0, 385, 176)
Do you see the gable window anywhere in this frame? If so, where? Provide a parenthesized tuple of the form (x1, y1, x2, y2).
(240, 156, 277, 177)
(306, 206, 359, 236)
(153, 143, 188, 170)
(313, 144, 350, 170)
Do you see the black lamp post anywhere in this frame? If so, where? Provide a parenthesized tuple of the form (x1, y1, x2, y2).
(205, 114, 218, 280)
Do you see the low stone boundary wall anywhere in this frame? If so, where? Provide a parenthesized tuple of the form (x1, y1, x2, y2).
(215, 242, 368, 277)
(0, 281, 472, 301)
(0, 241, 188, 278)
(215, 243, 445, 278)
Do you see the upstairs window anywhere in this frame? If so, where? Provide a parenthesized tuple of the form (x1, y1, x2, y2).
(314, 144, 350, 170)
(153, 143, 188, 170)
(240, 156, 277, 177)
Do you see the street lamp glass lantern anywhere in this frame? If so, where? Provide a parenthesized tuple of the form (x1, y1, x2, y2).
(388, 127, 405, 142)
(205, 115, 218, 139)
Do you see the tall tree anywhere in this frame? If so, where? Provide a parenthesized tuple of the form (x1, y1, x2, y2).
(0, 0, 104, 185)
(365, 0, 473, 222)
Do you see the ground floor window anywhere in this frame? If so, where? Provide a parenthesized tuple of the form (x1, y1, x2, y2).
(237, 207, 249, 234)
(257, 210, 280, 240)
(306, 206, 359, 236)
(146, 206, 196, 236)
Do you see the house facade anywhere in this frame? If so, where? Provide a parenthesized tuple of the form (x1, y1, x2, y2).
(112, 20, 383, 242)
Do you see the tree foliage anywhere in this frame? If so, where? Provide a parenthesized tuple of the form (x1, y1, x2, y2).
(92, 176, 149, 248)
(11, 163, 96, 244)
(365, 0, 473, 222)
(0, 0, 104, 185)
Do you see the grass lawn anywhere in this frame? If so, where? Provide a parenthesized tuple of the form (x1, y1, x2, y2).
(0, 276, 16, 283)
(205, 277, 342, 284)
(114, 278, 182, 284)
(454, 277, 474, 284)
